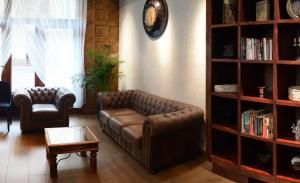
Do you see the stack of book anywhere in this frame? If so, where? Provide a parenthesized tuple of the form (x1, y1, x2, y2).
(241, 37, 273, 60)
(241, 109, 273, 139)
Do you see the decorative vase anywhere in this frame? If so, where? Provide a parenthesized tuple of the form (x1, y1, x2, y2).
(292, 119, 300, 141)
(291, 154, 300, 171)
(258, 86, 266, 98)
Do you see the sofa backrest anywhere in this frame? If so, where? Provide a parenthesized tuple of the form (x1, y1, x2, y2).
(129, 90, 186, 116)
(26, 87, 58, 104)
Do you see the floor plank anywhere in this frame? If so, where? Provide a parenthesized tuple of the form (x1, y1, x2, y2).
(0, 115, 234, 183)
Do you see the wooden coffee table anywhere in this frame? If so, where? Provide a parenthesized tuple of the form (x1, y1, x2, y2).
(44, 126, 100, 178)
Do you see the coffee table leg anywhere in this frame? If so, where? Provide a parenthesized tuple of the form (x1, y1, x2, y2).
(80, 151, 87, 157)
(89, 151, 97, 171)
(49, 154, 57, 178)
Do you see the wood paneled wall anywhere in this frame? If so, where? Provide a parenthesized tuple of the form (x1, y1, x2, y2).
(83, 0, 119, 113)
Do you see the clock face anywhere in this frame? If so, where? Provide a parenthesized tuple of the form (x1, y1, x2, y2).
(143, 0, 168, 39)
(145, 6, 157, 27)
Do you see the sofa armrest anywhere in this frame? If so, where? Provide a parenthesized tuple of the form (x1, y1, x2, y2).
(13, 89, 32, 121)
(54, 87, 76, 111)
(97, 90, 133, 110)
(142, 107, 204, 171)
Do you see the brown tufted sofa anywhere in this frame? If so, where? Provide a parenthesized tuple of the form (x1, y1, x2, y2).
(13, 87, 76, 132)
(97, 90, 204, 173)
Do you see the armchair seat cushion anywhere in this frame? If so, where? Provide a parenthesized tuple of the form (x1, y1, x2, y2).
(100, 108, 136, 125)
(32, 104, 59, 120)
(122, 124, 143, 148)
(109, 113, 146, 134)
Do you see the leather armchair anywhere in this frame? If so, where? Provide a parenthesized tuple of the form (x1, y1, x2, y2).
(14, 87, 76, 132)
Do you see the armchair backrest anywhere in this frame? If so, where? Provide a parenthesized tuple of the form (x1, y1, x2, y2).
(26, 87, 58, 104)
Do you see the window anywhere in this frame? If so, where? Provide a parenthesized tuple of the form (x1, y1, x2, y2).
(11, 24, 35, 91)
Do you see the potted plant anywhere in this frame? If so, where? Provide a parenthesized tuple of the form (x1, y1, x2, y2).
(73, 44, 123, 93)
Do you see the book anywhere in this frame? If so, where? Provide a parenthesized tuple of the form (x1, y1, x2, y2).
(241, 109, 272, 139)
(223, 0, 236, 24)
(241, 37, 273, 61)
(256, 0, 270, 21)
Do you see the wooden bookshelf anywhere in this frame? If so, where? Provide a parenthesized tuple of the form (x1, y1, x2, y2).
(207, 0, 300, 182)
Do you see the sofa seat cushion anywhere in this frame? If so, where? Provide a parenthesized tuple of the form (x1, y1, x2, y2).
(99, 108, 136, 125)
(32, 104, 59, 120)
(122, 124, 143, 148)
(109, 113, 146, 134)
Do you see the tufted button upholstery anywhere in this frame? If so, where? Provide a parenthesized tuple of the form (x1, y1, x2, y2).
(97, 90, 205, 172)
(26, 87, 58, 104)
(13, 87, 76, 132)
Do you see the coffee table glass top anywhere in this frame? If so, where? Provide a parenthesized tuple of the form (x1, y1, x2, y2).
(45, 126, 98, 145)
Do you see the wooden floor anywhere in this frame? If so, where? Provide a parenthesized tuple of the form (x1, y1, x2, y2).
(0, 114, 234, 183)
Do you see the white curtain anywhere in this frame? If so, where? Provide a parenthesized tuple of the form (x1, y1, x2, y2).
(10, 0, 87, 108)
(0, 0, 12, 76)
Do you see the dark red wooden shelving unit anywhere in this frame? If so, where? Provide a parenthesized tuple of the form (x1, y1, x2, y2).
(207, 0, 300, 182)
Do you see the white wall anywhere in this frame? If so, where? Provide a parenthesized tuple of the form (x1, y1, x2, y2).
(119, 0, 206, 111)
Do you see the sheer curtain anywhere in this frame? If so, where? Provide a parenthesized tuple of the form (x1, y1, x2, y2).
(11, 0, 87, 108)
(0, 0, 12, 76)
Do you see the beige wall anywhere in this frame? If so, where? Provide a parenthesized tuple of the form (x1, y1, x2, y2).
(119, 0, 206, 111)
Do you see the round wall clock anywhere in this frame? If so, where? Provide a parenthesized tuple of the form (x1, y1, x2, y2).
(287, 0, 300, 19)
(143, 0, 168, 39)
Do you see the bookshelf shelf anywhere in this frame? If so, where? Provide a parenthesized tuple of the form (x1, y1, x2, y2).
(211, 92, 238, 99)
(211, 154, 238, 166)
(277, 100, 300, 107)
(212, 123, 238, 134)
(211, 23, 238, 28)
(240, 165, 272, 176)
(278, 19, 300, 24)
(278, 60, 300, 65)
(211, 58, 238, 63)
(240, 95, 273, 104)
(241, 133, 273, 143)
(207, 0, 300, 182)
(276, 138, 300, 149)
(276, 175, 300, 183)
(240, 21, 274, 25)
(240, 60, 273, 64)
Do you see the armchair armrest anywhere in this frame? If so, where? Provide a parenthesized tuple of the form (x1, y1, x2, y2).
(142, 107, 204, 171)
(97, 90, 133, 110)
(54, 87, 76, 111)
(13, 89, 32, 121)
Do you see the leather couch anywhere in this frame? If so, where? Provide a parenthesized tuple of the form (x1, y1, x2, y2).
(97, 90, 204, 172)
(13, 87, 76, 132)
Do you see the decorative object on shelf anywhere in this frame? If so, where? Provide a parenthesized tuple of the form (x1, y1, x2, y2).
(291, 153, 300, 171)
(286, 0, 300, 19)
(223, 0, 236, 24)
(257, 86, 266, 98)
(143, 0, 168, 39)
(292, 31, 300, 60)
(258, 153, 272, 165)
(288, 86, 300, 102)
(256, 0, 270, 21)
(223, 44, 234, 58)
(291, 119, 300, 141)
(214, 84, 238, 93)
